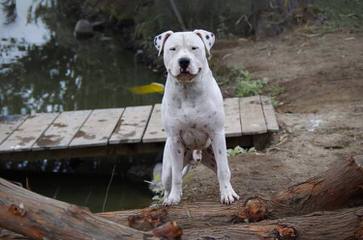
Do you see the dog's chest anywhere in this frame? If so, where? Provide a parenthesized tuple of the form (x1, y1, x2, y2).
(169, 101, 216, 148)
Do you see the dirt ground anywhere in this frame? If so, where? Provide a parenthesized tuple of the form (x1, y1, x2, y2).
(182, 29, 363, 203)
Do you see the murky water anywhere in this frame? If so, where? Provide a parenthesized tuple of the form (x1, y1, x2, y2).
(2, 171, 152, 212)
(0, 0, 163, 116)
(0, 0, 161, 210)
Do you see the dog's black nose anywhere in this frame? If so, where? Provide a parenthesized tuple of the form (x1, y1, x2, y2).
(179, 58, 190, 70)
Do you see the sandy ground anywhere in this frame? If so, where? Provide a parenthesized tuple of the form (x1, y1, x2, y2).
(182, 29, 363, 203)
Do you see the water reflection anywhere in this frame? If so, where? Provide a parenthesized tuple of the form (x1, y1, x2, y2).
(0, 0, 162, 115)
(0, 0, 51, 63)
(2, 171, 152, 212)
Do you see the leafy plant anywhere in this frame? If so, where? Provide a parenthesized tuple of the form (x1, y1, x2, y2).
(234, 69, 267, 97)
(227, 146, 256, 157)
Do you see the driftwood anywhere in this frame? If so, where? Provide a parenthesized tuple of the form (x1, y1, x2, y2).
(182, 206, 363, 240)
(1, 155, 363, 239)
(0, 177, 156, 240)
(99, 155, 363, 230)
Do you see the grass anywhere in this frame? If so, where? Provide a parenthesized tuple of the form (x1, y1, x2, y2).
(234, 69, 267, 97)
(213, 65, 285, 107)
(317, 0, 363, 31)
(227, 146, 256, 157)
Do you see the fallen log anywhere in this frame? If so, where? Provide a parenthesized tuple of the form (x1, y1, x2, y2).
(5, 207, 363, 240)
(0, 177, 156, 240)
(182, 206, 363, 240)
(2, 155, 363, 239)
(99, 155, 363, 230)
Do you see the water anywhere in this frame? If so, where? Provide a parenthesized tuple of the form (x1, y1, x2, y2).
(0, 0, 163, 115)
(0, 0, 161, 210)
(2, 171, 152, 212)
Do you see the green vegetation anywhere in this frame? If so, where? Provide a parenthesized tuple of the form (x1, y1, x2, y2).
(227, 146, 256, 157)
(234, 69, 267, 97)
(214, 65, 284, 106)
(314, 0, 363, 32)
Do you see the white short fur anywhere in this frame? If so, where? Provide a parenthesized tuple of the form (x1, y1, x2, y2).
(154, 30, 239, 205)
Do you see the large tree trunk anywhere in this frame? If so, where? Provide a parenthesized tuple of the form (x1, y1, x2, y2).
(0, 178, 155, 240)
(100, 155, 363, 230)
(1, 155, 362, 239)
(4, 207, 363, 240)
(182, 206, 363, 240)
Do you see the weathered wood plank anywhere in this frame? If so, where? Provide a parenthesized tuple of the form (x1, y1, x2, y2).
(109, 105, 152, 144)
(224, 98, 242, 137)
(0, 113, 59, 152)
(33, 110, 92, 150)
(0, 115, 28, 146)
(142, 104, 166, 143)
(260, 96, 279, 132)
(69, 108, 124, 148)
(239, 96, 267, 134)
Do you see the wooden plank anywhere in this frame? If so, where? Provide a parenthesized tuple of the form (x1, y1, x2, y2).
(260, 96, 279, 132)
(33, 110, 92, 150)
(142, 104, 166, 143)
(69, 108, 124, 148)
(0, 115, 28, 146)
(239, 96, 267, 135)
(0, 113, 59, 152)
(223, 98, 242, 137)
(109, 105, 152, 144)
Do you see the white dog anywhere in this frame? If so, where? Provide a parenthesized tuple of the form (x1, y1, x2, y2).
(154, 30, 239, 205)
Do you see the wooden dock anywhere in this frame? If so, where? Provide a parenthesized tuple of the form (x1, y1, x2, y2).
(0, 96, 278, 161)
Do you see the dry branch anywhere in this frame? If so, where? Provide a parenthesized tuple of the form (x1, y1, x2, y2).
(0, 178, 156, 240)
(100, 155, 363, 230)
(1, 155, 363, 239)
(183, 206, 363, 240)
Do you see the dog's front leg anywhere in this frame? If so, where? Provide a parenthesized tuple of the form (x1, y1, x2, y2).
(163, 137, 184, 206)
(211, 132, 239, 204)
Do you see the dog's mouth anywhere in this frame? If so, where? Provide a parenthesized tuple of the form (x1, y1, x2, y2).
(172, 68, 201, 83)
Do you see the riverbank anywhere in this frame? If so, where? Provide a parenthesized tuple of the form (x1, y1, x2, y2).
(181, 27, 363, 203)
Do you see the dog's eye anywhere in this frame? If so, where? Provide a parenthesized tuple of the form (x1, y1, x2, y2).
(169, 47, 176, 51)
(191, 46, 198, 50)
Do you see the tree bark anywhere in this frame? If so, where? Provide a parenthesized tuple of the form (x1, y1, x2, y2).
(1, 155, 363, 239)
(0, 177, 155, 240)
(100, 155, 363, 229)
(5, 207, 363, 240)
(182, 206, 363, 240)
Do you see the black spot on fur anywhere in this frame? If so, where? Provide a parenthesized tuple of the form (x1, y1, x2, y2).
(206, 35, 210, 40)
(177, 149, 182, 154)
(158, 35, 162, 40)
(211, 33, 214, 37)
(209, 42, 212, 46)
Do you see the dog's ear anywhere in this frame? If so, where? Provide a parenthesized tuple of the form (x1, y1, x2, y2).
(193, 29, 215, 57)
(154, 30, 174, 56)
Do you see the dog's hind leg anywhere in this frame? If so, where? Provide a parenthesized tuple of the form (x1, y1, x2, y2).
(182, 149, 194, 177)
(162, 139, 173, 198)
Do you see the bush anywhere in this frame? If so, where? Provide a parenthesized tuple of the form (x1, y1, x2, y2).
(234, 69, 267, 97)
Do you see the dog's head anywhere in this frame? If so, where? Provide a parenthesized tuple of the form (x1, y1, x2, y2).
(154, 30, 215, 83)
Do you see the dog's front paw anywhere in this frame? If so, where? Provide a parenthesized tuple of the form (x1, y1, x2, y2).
(163, 193, 181, 206)
(220, 185, 239, 205)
